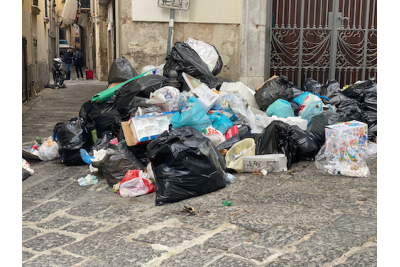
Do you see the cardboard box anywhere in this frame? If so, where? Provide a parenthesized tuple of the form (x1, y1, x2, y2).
(242, 154, 287, 172)
(325, 120, 368, 161)
(121, 121, 136, 146)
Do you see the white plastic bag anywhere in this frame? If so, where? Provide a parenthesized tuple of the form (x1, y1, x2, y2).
(78, 174, 98, 186)
(186, 38, 219, 72)
(225, 138, 256, 173)
(22, 159, 34, 175)
(141, 65, 156, 76)
(203, 126, 226, 146)
(119, 170, 155, 198)
(38, 138, 60, 161)
(147, 86, 181, 112)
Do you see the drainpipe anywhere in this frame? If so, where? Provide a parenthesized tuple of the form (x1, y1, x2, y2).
(56, 10, 63, 57)
(115, 0, 120, 58)
(30, 11, 37, 95)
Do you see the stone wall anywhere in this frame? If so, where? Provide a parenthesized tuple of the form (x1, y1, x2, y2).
(119, 0, 241, 81)
(25, 61, 50, 101)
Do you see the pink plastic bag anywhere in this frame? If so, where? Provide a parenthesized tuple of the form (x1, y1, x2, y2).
(119, 170, 155, 197)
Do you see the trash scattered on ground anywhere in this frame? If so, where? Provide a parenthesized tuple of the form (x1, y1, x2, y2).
(22, 159, 34, 181)
(114, 170, 155, 198)
(182, 206, 196, 213)
(34, 39, 377, 204)
(78, 174, 98, 186)
(222, 200, 233, 206)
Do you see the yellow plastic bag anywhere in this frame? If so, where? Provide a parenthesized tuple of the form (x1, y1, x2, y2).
(226, 138, 256, 173)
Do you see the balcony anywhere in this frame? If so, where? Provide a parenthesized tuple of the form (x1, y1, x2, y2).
(31, 0, 41, 15)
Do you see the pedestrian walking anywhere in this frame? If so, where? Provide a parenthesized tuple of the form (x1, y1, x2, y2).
(73, 48, 85, 80)
(62, 48, 73, 80)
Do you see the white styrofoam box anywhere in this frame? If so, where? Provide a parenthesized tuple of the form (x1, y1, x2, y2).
(246, 106, 266, 134)
(193, 84, 219, 112)
(255, 115, 308, 131)
(220, 82, 260, 109)
(242, 154, 288, 173)
(128, 111, 176, 145)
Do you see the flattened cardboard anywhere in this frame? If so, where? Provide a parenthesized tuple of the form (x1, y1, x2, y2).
(121, 121, 136, 146)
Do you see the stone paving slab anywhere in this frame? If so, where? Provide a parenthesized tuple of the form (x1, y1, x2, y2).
(22, 80, 377, 266)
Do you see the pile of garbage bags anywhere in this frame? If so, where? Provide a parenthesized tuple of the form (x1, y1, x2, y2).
(26, 37, 377, 205)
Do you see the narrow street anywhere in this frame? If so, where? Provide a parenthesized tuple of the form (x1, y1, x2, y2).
(22, 79, 377, 266)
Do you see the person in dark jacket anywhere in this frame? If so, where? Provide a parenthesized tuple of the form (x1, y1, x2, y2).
(62, 49, 73, 80)
(73, 48, 84, 80)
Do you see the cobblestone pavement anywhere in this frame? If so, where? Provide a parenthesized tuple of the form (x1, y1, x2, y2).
(22, 79, 377, 266)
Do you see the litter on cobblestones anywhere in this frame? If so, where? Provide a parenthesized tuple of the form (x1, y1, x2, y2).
(34, 38, 377, 205)
(22, 159, 34, 181)
(113, 170, 155, 197)
(38, 137, 60, 161)
(77, 174, 98, 186)
(222, 200, 233, 206)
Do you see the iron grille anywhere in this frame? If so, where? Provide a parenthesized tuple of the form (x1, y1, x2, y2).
(33, 0, 38, 6)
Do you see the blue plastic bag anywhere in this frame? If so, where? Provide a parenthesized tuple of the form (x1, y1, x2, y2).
(301, 100, 324, 124)
(171, 97, 211, 133)
(80, 149, 94, 164)
(266, 99, 295, 118)
(209, 111, 234, 134)
(293, 91, 313, 105)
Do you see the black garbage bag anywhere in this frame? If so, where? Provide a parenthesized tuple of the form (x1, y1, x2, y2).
(369, 123, 377, 142)
(290, 101, 301, 116)
(320, 80, 340, 98)
(60, 148, 87, 166)
(304, 78, 323, 95)
(216, 134, 241, 151)
(111, 114, 130, 140)
(127, 142, 150, 167)
(92, 131, 113, 151)
(53, 118, 92, 150)
(342, 78, 377, 101)
(127, 97, 163, 117)
(90, 98, 120, 138)
(79, 100, 95, 131)
(108, 57, 138, 84)
(328, 91, 353, 107)
(146, 127, 227, 206)
(99, 140, 145, 186)
(255, 121, 299, 169)
(115, 75, 169, 115)
(361, 110, 377, 127)
(163, 42, 219, 89)
(361, 91, 377, 112)
(336, 99, 363, 121)
(211, 45, 223, 76)
(306, 111, 345, 148)
(255, 76, 301, 111)
(292, 126, 320, 161)
(238, 125, 252, 140)
(22, 169, 30, 181)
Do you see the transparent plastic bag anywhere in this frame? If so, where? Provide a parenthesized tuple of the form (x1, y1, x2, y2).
(220, 93, 248, 124)
(315, 137, 372, 178)
(301, 100, 324, 124)
(186, 38, 221, 75)
(38, 137, 60, 161)
(141, 65, 156, 76)
(147, 86, 181, 112)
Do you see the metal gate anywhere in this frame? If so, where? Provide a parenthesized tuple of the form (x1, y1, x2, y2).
(265, 0, 377, 88)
